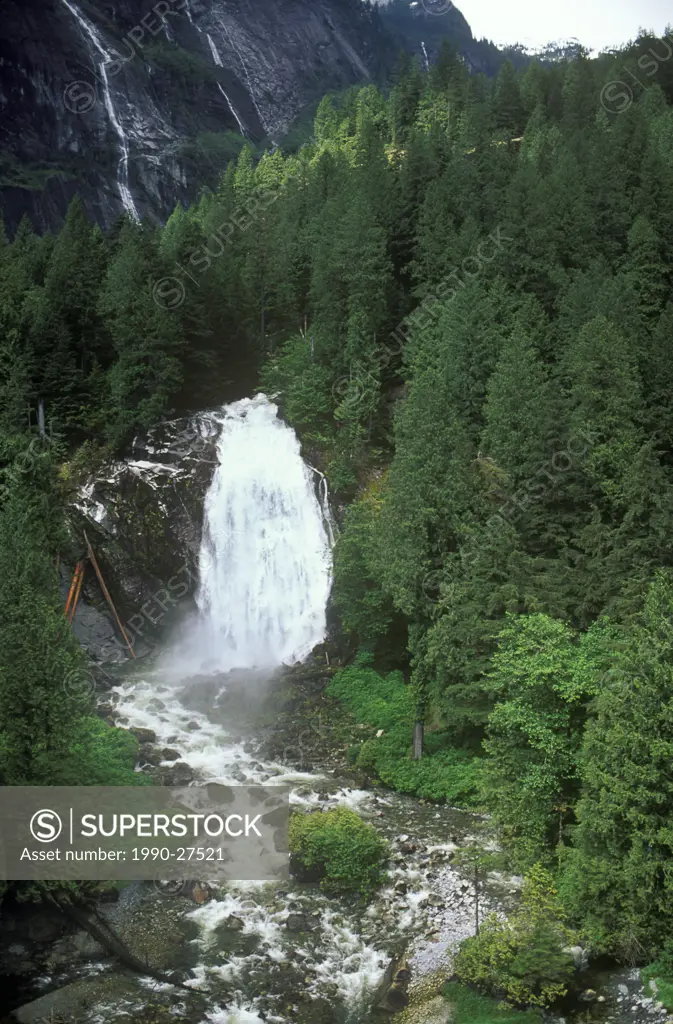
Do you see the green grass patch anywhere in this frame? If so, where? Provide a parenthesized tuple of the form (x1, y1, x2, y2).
(642, 965, 673, 1011)
(328, 658, 482, 804)
(443, 982, 542, 1024)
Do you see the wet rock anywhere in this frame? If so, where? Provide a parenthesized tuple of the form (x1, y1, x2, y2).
(617, 984, 629, 996)
(97, 702, 118, 723)
(168, 968, 197, 984)
(160, 762, 196, 785)
(420, 894, 444, 909)
(185, 881, 215, 904)
(373, 955, 411, 1012)
(138, 744, 162, 766)
(394, 881, 408, 895)
(223, 915, 245, 931)
(285, 913, 313, 932)
(147, 698, 167, 713)
(160, 748, 181, 761)
(131, 727, 157, 745)
(185, 721, 201, 732)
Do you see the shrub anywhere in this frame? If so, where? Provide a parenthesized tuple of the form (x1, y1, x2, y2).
(288, 806, 388, 895)
(453, 865, 576, 1007)
(328, 660, 482, 804)
(54, 717, 150, 786)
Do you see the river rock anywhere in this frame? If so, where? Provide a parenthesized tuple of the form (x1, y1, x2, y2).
(160, 748, 181, 761)
(185, 881, 214, 904)
(285, 913, 312, 932)
(223, 915, 245, 931)
(138, 744, 162, 766)
(563, 944, 588, 969)
(421, 894, 444, 909)
(160, 762, 196, 785)
(372, 955, 411, 1012)
(131, 727, 157, 745)
(146, 698, 167, 713)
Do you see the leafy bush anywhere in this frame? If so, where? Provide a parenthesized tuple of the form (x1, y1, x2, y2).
(54, 717, 150, 786)
(328, 659, 482, 804)
(288, 806, 388, 895)
(453, 865, 576, 1007)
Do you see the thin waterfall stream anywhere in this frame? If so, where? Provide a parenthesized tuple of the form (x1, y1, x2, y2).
(59, 0, 140, 222)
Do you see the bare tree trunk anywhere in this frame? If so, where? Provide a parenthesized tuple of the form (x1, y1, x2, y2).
(45, 891, 195, 992)
(412, 719, 424, 760)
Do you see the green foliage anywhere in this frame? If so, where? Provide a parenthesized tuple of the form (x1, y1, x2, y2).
(443, 982, 542, 1024)
(288, 806, 388, 895)
(328, 658, 482, 803)
(642, 945, 673, 1012)
(453, 865, 576, 1007)
(560, 571, 673, 960)
(54, 717, 148, 787)
(480, 613, 620, 867)
(0, 437, 147, 792)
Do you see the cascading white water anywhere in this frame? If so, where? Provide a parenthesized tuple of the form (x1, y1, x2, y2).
(217, 84, 248, 136)
(421, 40, 430, 72)
(207, 32, 224, 65)
(190, 395, 332, 674)
(206, 34, 249, 136)
(217, 20, 270, 135)
(60, 0, 140, 222)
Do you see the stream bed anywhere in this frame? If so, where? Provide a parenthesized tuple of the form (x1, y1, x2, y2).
(10, 662, 672, 1024)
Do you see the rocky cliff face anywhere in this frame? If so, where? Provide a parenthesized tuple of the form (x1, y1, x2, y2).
(0, 0, 393, 232)
(67, 411, 221, 663)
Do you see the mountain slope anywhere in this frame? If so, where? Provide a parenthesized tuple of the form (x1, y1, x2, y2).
(0, 0, 393, 232)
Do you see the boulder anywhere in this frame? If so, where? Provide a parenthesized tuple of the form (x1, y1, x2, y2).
(372, 956, 412, 1013)
(131, 727, 157, 745)
(285, 913, 312, 932)
(185, 881, 214, 904)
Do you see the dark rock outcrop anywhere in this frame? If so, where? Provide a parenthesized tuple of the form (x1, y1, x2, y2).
(65, 411, 220, 663)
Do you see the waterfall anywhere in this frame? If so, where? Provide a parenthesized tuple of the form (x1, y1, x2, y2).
(60, 0, 140, 222)
(421, 41, 430, 72)
(217, 84, 248, 136)
(207, 34, 248, 136)
(189, 395, 332, 674)
(207, 32, 224, 65)
(218, 20, 270, 134)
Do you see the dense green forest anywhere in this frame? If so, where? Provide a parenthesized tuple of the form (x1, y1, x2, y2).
(2, 30, 673, 974)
